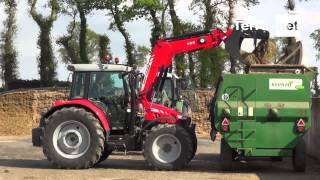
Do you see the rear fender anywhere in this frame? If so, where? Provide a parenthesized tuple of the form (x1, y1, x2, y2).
(40, 99, 111, 132)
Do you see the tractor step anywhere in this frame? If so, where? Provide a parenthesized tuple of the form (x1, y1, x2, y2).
(108, 135, 139, 151)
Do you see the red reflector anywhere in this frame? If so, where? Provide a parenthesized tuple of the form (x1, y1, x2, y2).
(297, 119, 305, 127)
(296, 119, 305, 133)
(222, 118, 230, 132)
(222, 118, 230, 125)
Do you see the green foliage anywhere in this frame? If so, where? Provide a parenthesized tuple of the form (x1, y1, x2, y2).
(134, 0, 161, 8)
(0, 0, 18, 88)
(57, 22, 111, 64)
(181, 22, 201, 85)
(97, 0, 137, 66)
(198, 47, 228, 88)
(59, 0, 103, 64)
(166, 0, 186, 76)
(133, 0, 168, 47)
(98, 35, 111, 63)
(134, 45, 151, 67)
(56, 20, 79, 64)
(191, 0, 226, 30)
(29, 0, 59, 87)
(310, 29, 320, 61)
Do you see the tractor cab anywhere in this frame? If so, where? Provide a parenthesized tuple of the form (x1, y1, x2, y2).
(152, 73, 178, 107)
(152, 72, 192, 117)
(67, 64, 134, 131)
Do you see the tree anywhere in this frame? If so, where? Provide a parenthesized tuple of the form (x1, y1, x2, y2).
(57, 22, 111, 64)
(59, 0, 101, 63)
(56, 10, 79, 64)
(227, 0, 238, 73)
(180, 22, 201, 85)
(29, 0, 59, 87)
(97, 0, 137, 66)
(167, 0, 186, 77)
(190, 0, 227, 86)
(98, 35, 111, 63)
(310, 29, 320, 60)
(134, 45, 151, 67)
(191, 0, 226, 30)
(134, 0, 167, 47)
(198, 47, 228, 88)
(0, 0, 18, 89)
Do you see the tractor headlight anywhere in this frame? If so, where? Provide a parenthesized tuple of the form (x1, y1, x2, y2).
(198, 37, 207, 44)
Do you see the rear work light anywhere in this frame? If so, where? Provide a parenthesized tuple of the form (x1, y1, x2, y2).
(221, 118, 230, 132)
(296, 118, 305, 133)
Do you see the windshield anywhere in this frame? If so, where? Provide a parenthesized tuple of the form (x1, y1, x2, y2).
(70, 71, 125, 100)
(88, 72, 124, 99)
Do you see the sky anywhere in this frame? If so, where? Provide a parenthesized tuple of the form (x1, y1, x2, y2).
(0, 0, 319, 82)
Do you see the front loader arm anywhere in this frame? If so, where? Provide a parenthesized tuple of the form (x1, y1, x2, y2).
(141, 28, 269, 101)
(142, 28, 233, 100)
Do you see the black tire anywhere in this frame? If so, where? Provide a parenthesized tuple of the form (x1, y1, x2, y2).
(43, 107, 105, 169)
(271, 157, 283, 162)
(220, 138, 233, 171)
(293, 139, 306, 172)
(186, 128, 197, 162)
(143, 124, 193, 170)
(96, 145, 113, 164)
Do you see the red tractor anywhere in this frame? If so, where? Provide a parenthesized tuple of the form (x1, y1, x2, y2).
(32, 28, 269, 170)
(33, 64, 194, 170)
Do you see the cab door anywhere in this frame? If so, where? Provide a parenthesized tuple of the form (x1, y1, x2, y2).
(88, 72, 127, 130)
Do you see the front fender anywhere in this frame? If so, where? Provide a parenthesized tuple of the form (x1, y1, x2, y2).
(41, 99, 111, 131)
(144, 102, 182, 123)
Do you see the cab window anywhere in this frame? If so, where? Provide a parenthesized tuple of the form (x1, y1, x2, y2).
(70, 72, 86, 99)
(88, 72, 124, 99)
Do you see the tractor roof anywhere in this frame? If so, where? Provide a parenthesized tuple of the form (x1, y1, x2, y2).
(67, 64, 132, 72)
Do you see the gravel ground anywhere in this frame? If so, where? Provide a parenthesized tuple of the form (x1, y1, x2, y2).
(0, 136, 319, 180)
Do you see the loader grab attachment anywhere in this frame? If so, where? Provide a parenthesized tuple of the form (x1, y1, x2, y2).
(224, 29, 270, 65)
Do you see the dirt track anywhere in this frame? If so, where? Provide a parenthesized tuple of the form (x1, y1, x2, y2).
(0, 136, 319, 180)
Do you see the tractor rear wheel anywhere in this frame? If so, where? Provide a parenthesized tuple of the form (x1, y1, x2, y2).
(43, 107, 105, 169)
(220, 138, 233, 171)
(293, 139, 306, 172)
(143, 124, 193, 170)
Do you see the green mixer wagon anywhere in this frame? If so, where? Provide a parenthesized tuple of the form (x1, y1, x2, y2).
(210, 65, 316, 172)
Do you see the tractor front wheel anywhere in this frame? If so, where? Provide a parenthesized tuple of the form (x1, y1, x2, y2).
(143, 124, 193, 170)
(186, 128, 197, 162)
(43, 107, 105, 169)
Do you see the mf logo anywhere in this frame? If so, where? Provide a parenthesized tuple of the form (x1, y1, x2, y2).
(187, 41, 196, 46)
